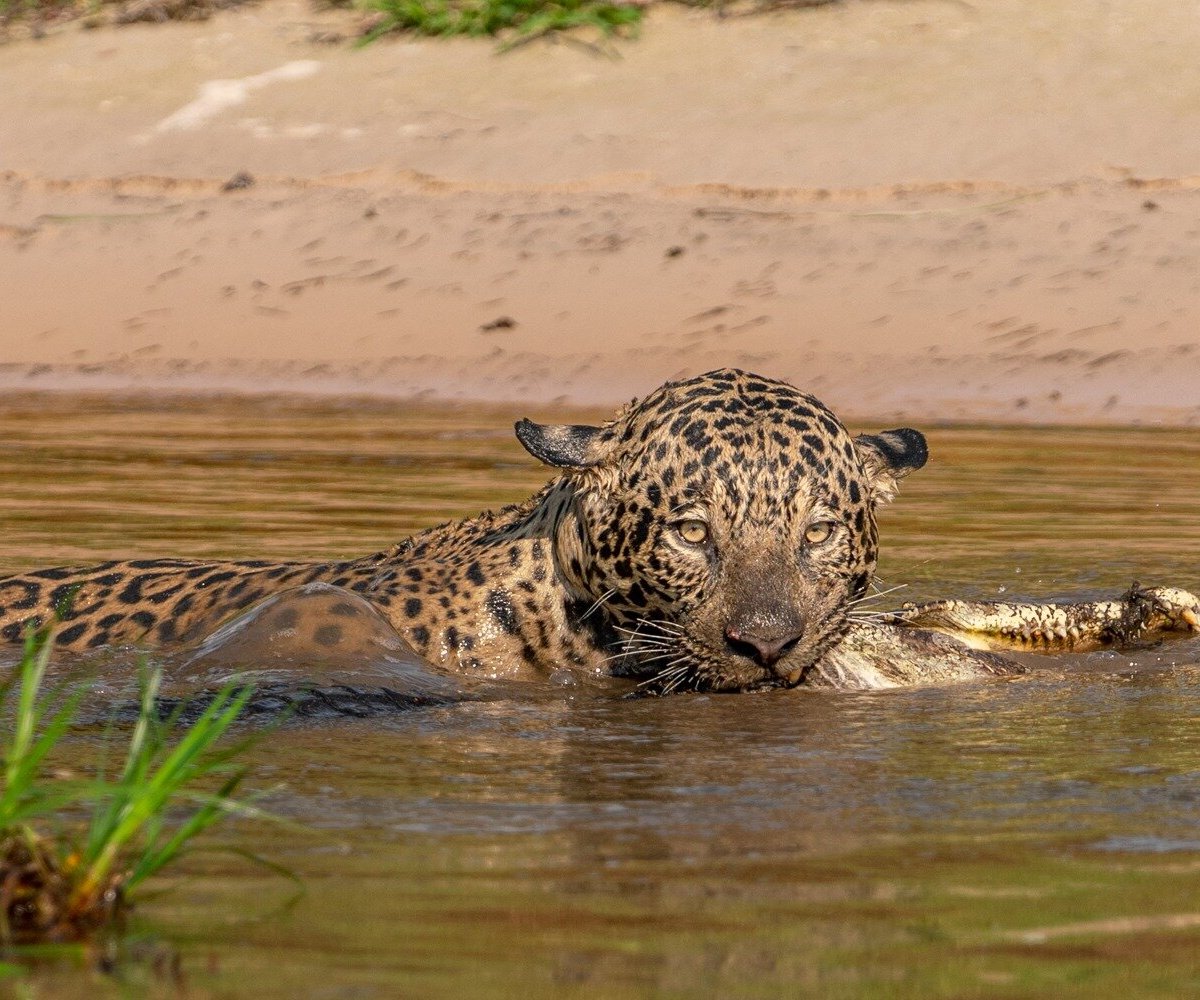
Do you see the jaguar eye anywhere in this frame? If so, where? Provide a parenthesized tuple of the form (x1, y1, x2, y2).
(676, 519, 710, 546)
(804, 521, 837, 545)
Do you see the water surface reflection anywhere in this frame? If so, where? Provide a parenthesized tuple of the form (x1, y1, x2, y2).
(3, 394, 1200, 997)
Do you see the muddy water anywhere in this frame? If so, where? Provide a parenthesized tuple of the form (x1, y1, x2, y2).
(4, 393, 1200, 997)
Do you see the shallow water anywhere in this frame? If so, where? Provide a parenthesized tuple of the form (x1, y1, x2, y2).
(4, 393, 1200, 997)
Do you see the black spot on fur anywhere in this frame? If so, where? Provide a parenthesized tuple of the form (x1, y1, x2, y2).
(146, 581, 183, 605)
(117, 578, 145, 604)
(58, 622, 87, 645)
(802, 433, 827, 455)
(200, 571, 238, 588)
(684, 424, 712, 451)
(130, 610, 155, 631)
(819, 414, 842, 438)
(272, 607, 299, 629)
(314, 624, 342, 647)
(1, 581, 39, 611)
(487, 590, 519, 635)
(30, 567, 73, 581)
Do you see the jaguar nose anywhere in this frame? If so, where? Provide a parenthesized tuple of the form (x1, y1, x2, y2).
(724, 625, 804, 668)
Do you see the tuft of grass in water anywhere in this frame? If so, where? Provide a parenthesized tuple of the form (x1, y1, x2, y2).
(357, 0, 644, 47)
(0, 623, 262, 946)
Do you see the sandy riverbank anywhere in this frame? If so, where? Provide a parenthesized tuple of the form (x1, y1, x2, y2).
(2, 0, 1199, 424)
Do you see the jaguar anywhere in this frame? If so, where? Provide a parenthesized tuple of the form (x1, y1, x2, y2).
(1, 369, 1196, 693)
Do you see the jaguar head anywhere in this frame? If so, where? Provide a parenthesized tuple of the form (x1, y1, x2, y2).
(517, 369, 927, 692)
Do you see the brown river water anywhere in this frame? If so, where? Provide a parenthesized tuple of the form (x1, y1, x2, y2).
(3, 393, 1200, 997)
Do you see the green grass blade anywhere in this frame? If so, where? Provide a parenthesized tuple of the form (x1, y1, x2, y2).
(75, 682, 255, 900)
(7, 626, 54, 781)
(84, 663, 166, 856)
(0, 689, 88, 828)
(3, 628, 276, 942)
(127, 767, 248, 887)
(1, 626, 94, 831)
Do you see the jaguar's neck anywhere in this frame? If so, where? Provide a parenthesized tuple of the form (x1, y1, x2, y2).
(359, 478, 610, 679)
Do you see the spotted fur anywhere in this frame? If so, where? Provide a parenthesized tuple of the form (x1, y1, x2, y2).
(0, 370, 928, 692)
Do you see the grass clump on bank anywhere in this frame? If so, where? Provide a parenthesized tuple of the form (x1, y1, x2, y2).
(0, 0, 645, 41)
(357, 0, 643, 46)
(1, 0, 841, 45)
(353, 0, 839, 45)
(0, 623, 258, 946)
(0, 0, 246, 37)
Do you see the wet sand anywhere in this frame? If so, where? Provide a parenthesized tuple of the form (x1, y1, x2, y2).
(2, 0, 1199, 424)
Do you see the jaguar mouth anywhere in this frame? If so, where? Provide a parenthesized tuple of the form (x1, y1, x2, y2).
(611, 612, 849, 694)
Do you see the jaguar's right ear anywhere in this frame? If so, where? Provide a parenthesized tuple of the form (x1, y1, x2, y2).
(515, 419, 606, 470)
(852, 427, 929, 505)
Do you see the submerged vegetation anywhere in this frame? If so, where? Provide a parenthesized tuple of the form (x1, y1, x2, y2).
(0, 623, 258, 947)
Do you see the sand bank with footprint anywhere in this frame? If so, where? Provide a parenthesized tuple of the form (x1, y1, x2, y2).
(2, 0, 1199, 424)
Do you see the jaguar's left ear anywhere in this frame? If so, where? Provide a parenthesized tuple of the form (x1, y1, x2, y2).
(515, 419, 606, 470)
(852, 427, 928, 504)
